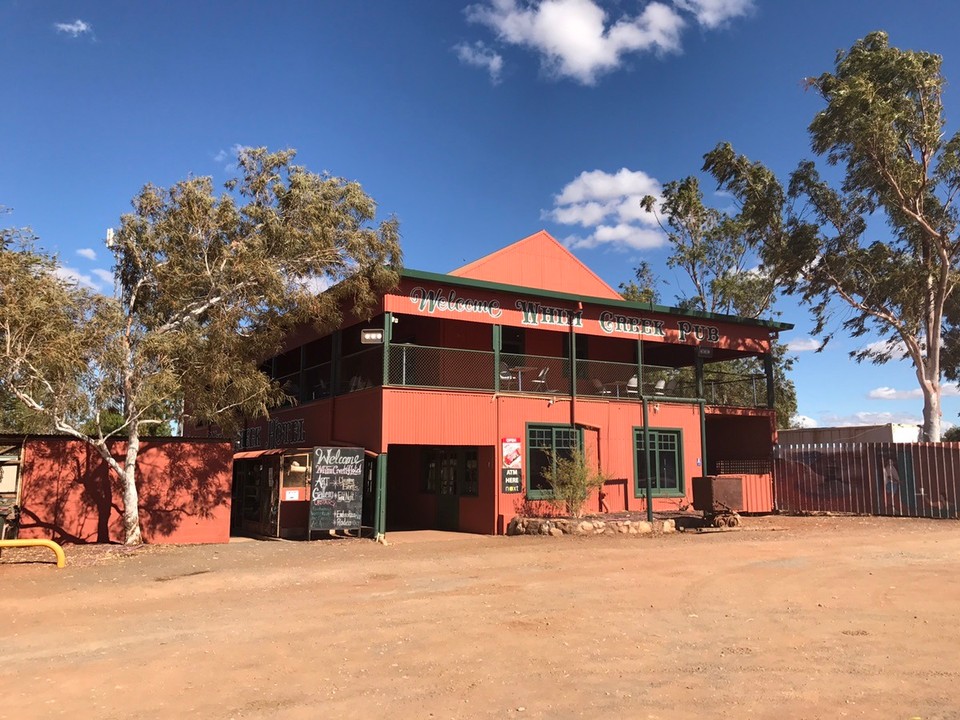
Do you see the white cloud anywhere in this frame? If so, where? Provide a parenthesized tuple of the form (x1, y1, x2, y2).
(819, 410, 922, 427)
(76, 248, 97, 261)
(214, 143, 252, 171)
(674, 0, 754, 29)
(54, 266, 100, 290)
(859, 339, 909, 361)
(54, 19, 93, 38)
(791, 414, 818, 428)
(91, 268, 115, 285)
(785, 337, 821, 352)
(869, 385, 960, 401)
(868, 386, 921, 401)
(299, 275, 333, 295)
(565, 225, 665, 251)
(555, 167, 661, 205)
(454, 41, 504, 84)
(546, 167, 666, 251)
(464, 0, 752, 85)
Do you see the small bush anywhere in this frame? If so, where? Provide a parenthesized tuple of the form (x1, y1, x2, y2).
(539, 447, 609, 518)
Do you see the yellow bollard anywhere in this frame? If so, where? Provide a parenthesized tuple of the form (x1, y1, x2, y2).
(0, 539, 66, 568)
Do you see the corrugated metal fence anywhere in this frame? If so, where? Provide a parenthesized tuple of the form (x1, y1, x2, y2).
(772, 442, 960, 519)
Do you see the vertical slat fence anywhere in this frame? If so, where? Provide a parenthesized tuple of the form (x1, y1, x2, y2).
(773, 442, 960, 519)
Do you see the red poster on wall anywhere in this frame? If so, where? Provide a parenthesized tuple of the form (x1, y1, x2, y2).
(501, 437, 522, 493)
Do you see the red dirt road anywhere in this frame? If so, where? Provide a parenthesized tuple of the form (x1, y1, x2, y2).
(2, 516, 959, 719)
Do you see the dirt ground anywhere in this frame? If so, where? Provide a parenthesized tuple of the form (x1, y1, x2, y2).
(2, 515, 959, 720)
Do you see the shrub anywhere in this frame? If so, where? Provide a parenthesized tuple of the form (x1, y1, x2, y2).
(539, 447, 609, 518)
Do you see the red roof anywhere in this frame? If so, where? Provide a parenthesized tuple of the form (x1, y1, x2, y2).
(449, 230, 622, 300)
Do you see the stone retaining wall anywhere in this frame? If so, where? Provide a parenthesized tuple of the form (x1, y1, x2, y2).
(507, 516, 676, 537)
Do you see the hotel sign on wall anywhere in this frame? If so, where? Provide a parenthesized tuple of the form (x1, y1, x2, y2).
(406, 285, 724, 345)
(236, 418, 306, 449)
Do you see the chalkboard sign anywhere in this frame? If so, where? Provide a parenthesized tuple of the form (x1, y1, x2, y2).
(310, 447, 364, 532)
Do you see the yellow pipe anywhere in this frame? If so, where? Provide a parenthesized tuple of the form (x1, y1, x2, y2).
(0, 539, 66, 568)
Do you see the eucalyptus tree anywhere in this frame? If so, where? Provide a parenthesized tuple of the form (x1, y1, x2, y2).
(0, 148, 401, 543)
(619, 260, 660, 304)
(704, 32, 960, 441)
(638, 178, 796, 427)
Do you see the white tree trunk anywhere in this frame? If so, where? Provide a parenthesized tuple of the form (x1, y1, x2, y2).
(121, 427, 143, 545)
(921, 382, 942, 442)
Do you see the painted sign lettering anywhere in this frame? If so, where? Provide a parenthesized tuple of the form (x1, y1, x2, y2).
(310, 447, 364, 532)
(515, 300, 583, 328)
(267, 418, 305, 447)
(598, 311, 666, 337)
(409, 286, 502, 319)
(677, 321, 720, 344)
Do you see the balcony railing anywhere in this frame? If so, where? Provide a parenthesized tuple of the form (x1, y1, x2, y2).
(274, 343, 767, 409)
(378, 344, 767, 408)
(702, 371, 769, 408)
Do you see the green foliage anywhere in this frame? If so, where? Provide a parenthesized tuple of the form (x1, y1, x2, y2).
(638, 177, 796, 427)
(0, 147, 402, 543)
(619, 260, 660, 303)
(702, 32, 960, 441)
(941, 425, 960, 442)
(78, 409, 171, 438)
(539, 446, 609, 518)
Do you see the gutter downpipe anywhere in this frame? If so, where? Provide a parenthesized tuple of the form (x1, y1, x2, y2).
(569, 303, 581, 430)
(642, 396, 653, 522)
(493, 324, 502, 534)
(696, 354, 708, 478)
(700, 399, 708, 480)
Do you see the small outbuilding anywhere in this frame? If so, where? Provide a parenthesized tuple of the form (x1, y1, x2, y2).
(1, 435, 233, 544)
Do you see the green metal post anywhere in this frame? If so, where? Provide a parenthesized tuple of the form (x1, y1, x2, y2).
(695, 355, 705, 399)
(375, 453, 388, 542)
(642, 397, 653, 523)
(382, 312, 393, 386)
(764, 353, 775, 409)
(493, 325, 502, 392)
(569, 315, 577, 422)
(636, 338, 644, 395)
(699, 400, 708, 478)
(331, 330, 342, 396)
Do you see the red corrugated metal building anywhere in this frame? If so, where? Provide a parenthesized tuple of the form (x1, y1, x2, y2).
(220, 231, 791, 537)
(1, 436, 233, 544)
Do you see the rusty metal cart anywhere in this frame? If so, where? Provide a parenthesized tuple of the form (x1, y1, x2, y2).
(693, 476, 744, 528)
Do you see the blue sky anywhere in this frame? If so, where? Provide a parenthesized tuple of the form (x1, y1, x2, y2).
(2, 0, 959, 431)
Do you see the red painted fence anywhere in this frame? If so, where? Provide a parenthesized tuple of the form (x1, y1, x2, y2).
(772, 442, 960, 519)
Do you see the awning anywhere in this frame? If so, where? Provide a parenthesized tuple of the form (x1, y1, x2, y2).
(233, 448, 304, 460)
(233, 445, 380, 460)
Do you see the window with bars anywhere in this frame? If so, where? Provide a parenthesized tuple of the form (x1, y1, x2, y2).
(634, 428, 684, 497)
(527, 425, 581, 499)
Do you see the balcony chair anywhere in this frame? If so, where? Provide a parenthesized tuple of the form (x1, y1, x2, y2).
(592, 378, 612, 396)
(499, 362, 517, 390)
(531, 366, 551, 392)
(626, 375, 639, 395)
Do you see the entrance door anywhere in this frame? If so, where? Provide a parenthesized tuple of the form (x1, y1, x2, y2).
(437, 452, 459, 531)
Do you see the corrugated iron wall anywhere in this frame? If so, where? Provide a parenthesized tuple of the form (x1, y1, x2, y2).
(773, 442, 960, 518)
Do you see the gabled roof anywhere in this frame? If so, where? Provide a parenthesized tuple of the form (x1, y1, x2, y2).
(450, 230, 623, 300)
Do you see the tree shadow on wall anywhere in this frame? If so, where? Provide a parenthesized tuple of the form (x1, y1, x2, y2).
(18, 438, 231, 544)
(132, 440, 232, 541)
(18, 439, 119, 544)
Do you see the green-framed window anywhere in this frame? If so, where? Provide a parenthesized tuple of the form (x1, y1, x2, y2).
(527, 425, 581, 499)
(634, 428, 684, 497)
